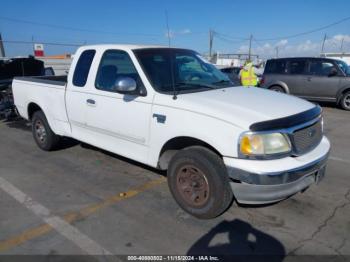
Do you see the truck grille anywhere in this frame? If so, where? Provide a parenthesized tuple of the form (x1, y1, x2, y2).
(291, 120, 322, 155)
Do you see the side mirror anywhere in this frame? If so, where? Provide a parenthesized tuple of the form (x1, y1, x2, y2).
(328, 68, 338, 77)
(113, 77, 137, 94)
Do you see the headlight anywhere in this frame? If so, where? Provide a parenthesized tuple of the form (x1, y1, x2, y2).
(239, 132, 291, 158)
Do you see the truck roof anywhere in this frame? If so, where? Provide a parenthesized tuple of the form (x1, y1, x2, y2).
(80, 44, 168, 50)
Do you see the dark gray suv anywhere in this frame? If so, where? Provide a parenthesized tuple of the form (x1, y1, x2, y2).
(261, 57, 350, 110)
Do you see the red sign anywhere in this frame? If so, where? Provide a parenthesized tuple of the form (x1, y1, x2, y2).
(34, 43, 44, 57)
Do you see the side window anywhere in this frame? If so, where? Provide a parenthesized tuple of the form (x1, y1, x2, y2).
(95, 50, 144, 92)
(72, 50, 96, 87)
(308, 61, 337, 76)
(289, 60, 306, 75)
(264, 60, 287, 74)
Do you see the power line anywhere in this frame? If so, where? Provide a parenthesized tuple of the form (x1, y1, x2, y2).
(214, 31, 248, 41)
(215, 34, 248, 45)
(0, 16, 162, 38)
(1, 40, 83, 47)
(255, 16, 350, 41)
(252, 37, 265, 50)
(214, 15, 350, 43)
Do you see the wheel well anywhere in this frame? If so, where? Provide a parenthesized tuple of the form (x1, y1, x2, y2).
(338, 88, 350, 103)
(158, 136, 222, 170)
(27, 103, 42, 120)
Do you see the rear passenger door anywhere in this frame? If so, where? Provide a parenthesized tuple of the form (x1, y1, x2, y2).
(285, 59, 308, 96)
(301, 59, 341, 101)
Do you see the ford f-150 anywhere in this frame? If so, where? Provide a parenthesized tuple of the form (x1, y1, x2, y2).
(12, 45, 330, 219)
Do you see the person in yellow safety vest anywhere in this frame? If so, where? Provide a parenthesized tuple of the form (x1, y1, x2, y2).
(239, 60, 258, 87)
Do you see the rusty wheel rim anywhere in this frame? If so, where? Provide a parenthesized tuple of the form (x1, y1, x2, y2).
(176, 165, 210, 207)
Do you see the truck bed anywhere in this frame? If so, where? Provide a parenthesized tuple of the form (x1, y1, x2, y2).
(12, 75, 70, 136)
(14, 75, 67, 87)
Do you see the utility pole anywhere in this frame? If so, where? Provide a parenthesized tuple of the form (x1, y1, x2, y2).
(275, 46, 279, 58)
(32, 35, 35, 56)
(340, 37, 344, 52)
(0, 33, 5, 58)
(209, 29, 214, 59)
(248, 34, 253, 61)
(321, 34, 327, 54)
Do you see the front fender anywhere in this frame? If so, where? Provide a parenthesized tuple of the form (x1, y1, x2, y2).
(148, 105, 243, 167)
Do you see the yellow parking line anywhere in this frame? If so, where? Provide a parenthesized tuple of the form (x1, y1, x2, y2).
(0, 177, 166, 253)
(0, 224, 53, 253)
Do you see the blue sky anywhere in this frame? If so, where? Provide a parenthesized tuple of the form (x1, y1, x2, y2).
(1, 0, 350, 57)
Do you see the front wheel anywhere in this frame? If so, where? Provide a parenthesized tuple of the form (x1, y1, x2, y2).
(340, 91, 350, 111)
(32, 111, 60, 151)
(167, 146, 233, 219)
(269, 85, 285, 93)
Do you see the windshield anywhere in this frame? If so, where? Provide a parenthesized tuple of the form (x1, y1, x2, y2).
(134, 48, 238, 94)
(335, 60, 350, 76)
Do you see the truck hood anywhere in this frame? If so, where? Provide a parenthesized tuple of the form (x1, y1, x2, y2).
(155, 86, 315, 130)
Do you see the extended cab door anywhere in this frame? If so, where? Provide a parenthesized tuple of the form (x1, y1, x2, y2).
(83, 49, 152, 164)
(301, 59, 342, 101)
(66, 49, 96, 140)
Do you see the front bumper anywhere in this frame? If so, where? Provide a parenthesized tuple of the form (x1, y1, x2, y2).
(224, 136, 330, 204)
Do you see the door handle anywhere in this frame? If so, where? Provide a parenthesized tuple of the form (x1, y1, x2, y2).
(86, 99, 96, 105)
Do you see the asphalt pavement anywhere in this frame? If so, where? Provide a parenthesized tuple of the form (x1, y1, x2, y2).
(0, 105, 349, 261)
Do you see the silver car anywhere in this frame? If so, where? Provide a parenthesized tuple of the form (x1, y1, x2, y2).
(261, 57, 350, 110)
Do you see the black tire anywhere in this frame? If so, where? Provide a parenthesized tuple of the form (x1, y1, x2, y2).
(269, 85, 286, 93)
(32, 111, 60, 151)
(340, 91, 350, 111)
(167, 146, 233, 219)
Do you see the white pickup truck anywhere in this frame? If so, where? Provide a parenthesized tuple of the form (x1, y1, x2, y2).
(13, 45, 330, 219)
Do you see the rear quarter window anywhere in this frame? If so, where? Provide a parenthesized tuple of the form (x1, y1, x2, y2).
(72, 49, 96, 87)
(264, 60, 287, 74)
(289, 60, 307, 75)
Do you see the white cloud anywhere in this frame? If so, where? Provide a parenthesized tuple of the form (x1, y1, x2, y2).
(164, 28, 191, 38)
(296, 40, 319, 53)
(235, 34, 350, 58)
(179, 29, 191, 35)
(276, 39, 288, 47)
(165, 30, 175, 38)
(332, 34, 350, 42)
(325, 34, 350, 51)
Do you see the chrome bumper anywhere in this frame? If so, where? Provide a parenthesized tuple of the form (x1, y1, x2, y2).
(227, 150, 329, 204)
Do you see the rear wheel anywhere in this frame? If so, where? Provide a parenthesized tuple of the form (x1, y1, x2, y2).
(269, 85, 285, 93)
(167, 146, 233, 219)
(32, 111, 60, 151)
(340, 91, 350, 111)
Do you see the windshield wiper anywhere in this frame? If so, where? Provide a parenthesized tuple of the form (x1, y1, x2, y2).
(175, 82, 217, 90)
(211, 80, 232, 85)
